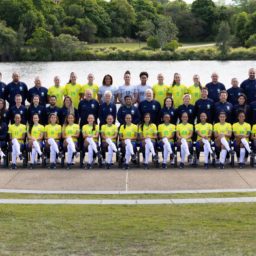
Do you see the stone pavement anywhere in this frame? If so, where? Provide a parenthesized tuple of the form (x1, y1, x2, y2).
(0, 167, 256, 192)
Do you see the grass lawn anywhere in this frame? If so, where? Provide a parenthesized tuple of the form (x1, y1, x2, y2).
(1, 192, 256, 199)
(0, 203, 255, 255)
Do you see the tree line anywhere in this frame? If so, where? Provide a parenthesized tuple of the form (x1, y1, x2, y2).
(0, 0, 256, 61)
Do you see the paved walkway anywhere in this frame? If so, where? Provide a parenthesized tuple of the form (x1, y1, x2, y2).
(0, 197, 256, 205)
(0, 168, 256, 192)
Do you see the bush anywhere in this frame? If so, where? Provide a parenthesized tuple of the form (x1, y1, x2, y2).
(162, 40, 179, 51)
(245, 34, 256, 48)
(147, 36, 160, 50)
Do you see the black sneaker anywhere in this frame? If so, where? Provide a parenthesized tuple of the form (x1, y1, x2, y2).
(67, 163, 72, 170)
(122, 163, 129, 170)
(204, 163, 209, 169)
(143, 163, 149, 170)
(152, 154, 158, 163)
(86, 163, 92, 170)
(29, 163, 35, 170)
(179, 163, 185, 169)
(50, 163, 56, 169)
(11, 164, 17, 170)
(239, 163, 244, 169)
(162, 163, 167, 169)
(58, 152, 63, 159)
(219, 163, 224, 169)
(106, 163, 111, 170)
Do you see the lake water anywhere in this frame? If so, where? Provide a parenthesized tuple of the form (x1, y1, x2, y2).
(0, 61, 254, 89)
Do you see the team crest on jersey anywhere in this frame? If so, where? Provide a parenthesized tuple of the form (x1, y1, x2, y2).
(91, 104, 94, 108)
(171, 111, 174, 115)
(109, 108, 112, 112)
(41, 92, 44, 96)
(20, 110, 23, 114)
(19, 86, 23, 91)
(131, 110, 134, 114)
(207, 104, 210, 109)
(38, 110, 41, 114)
(217, 89, 220, 93)
(189, 109, 192, 113)
(152, 105, 155, 110)
(1, 88, 4, 92)
(227, 106, 230, 110)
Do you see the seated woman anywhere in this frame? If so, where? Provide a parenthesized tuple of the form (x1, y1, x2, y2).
(119, 114, 138, 170)
(27, 113, 45, 169)
(138, 113, 158, 169)
(232, 111, 252, 168)
(62, 113, 80, 169)
(195, 112, 214, 169)
(82, 114, 101, 169)
(8, 114, 26, 169)
(176, 112, 193, 169)
(0, 113, 8, 162)
(157, 113, 175, 169)
(45, 113, 62, 169)
(59, 96, 79, 125)
(213, 112, 233, 169)
(101, 114, 118, 169)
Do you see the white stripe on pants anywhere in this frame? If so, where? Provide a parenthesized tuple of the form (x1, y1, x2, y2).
(12, 139, 21, 164)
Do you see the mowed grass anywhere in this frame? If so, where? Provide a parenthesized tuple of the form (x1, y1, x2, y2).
(1, 191, 256, 199)
(0, 203, 256, 255)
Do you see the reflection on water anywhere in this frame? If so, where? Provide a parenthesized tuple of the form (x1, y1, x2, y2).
(0, 61, 253, 89)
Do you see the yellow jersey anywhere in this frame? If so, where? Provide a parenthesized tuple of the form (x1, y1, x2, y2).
(80, 84, 99, 99)
(29, 124, 45, 140)
(168, 84, 187, 107)
(45, 124, 62, 140)
(232, 122, 251, 141)
(101, 124, 118, 141)
(64, 83, 82, 108)
(119, 124, 137, 140)
(63, 124, 80, 142)
(48, 85, 64, 108)
(176, 123, 193, 141)
(152, 83, 169, 107)
(138, 123, 157, 139)
(195, 123, 212, 141)
(82, 124, 99, 141)
(188, 85, 202, 105)
(8, 124, 26, 142)
(158, 123, 176, 141)
(213, 122, 232, 140)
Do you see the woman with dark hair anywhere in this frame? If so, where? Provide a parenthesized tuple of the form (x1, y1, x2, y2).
(138, 113, 158, 169)
(0, 113, 8, 159)
(214, 112, 232, 169)
(98, 74, 117, 104)
(168, 73, 187, 108)
(0, 98, 8, 124)
(27, 95, 46, 125)
(233, 93, 250, 123)
(160, 97, 177, 124)
(27, 113, 45, 169)
(59, 96, 79, 125)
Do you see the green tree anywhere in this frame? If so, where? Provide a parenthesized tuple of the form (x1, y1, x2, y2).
(216, 21, 231, 57)
(245, 34, 256, 47)
(0, 21, 18, 61)
(147, 35, 160, 50)
(109, 0, 136, 37)
(191, 0, 217, 39)
(233, 12, 249, 45)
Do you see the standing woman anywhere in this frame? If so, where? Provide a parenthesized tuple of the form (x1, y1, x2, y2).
(27, 95, 46, 125)
(62, 114, 80, 169)
(195, 112, 214, 169)
(119, 114, 138, 170)
(213, 112, 233, 169)
(99, 91, 117, 126)
(101, 115, 118, 169)
(160, 97, 177, 124)
(59, 96, 79, 125)
(168, 73, 188, 108)
(0, 99, 9, 124)
(98, 74, 117, 104)
(138, 113, 158, 169)
(232, 111, 252, 168)
(48, 76, 64, 108)
(152, 73, 169, 107)
(8, 114, 26, 169)
(176, 112, 193, 169)
(188, 74, 203, 105)
(177, 94, 195, 124)
(64, 72, 81, 109)
(27, 113, 45, 169)
(80, 73, 99, 100)
(45, 113, 62, 169)
(233, 94, 250, 123)
(0, 113, 8, 160)
(158, 114, 176, 169)
(82, 114, 101, 169)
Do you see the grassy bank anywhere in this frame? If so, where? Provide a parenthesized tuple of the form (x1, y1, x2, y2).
(0, 203, 255, 255)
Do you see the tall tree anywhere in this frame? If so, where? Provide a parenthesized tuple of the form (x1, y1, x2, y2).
(216, 21, 231, 57)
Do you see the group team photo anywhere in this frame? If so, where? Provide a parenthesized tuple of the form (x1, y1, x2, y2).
(1, 68, 256, 170)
